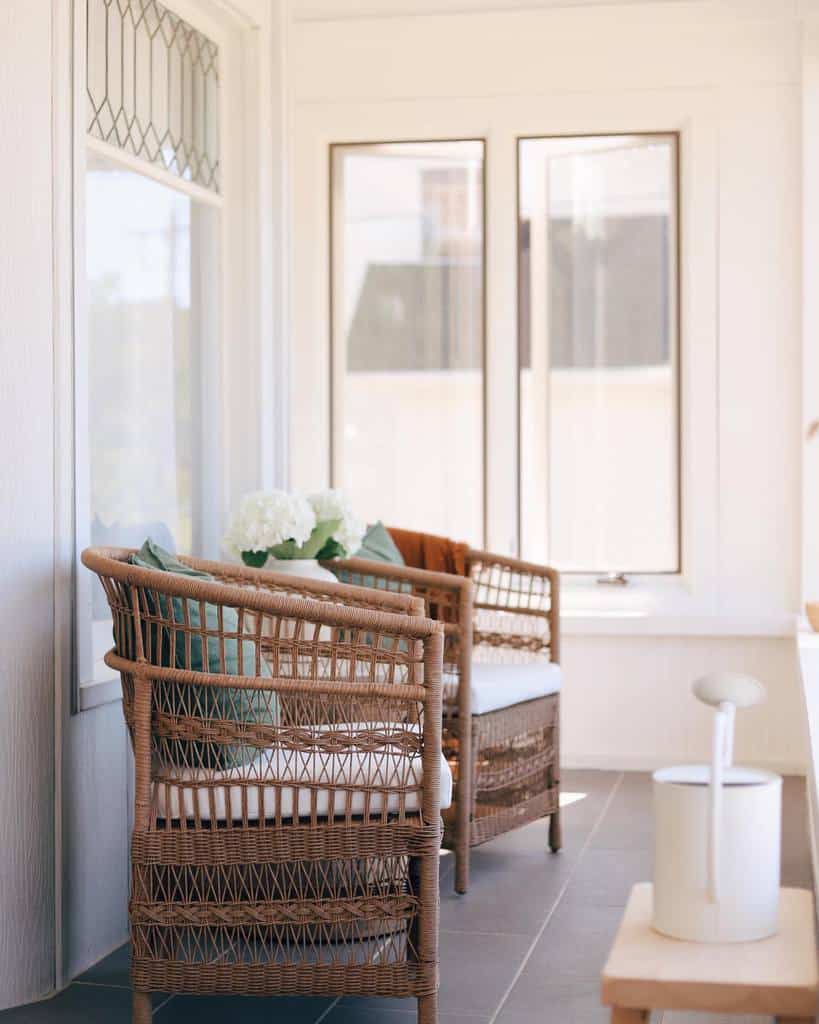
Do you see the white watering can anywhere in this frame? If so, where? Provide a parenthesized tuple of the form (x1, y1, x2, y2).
(652, 672, 782, 943)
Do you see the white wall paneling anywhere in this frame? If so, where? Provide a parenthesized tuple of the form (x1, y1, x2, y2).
(0, 0, 286, 1009)
(290, 0, 806, 768)
(803, 15, 819, 611)
(0, 0, 57, 1008)
(799, 13, 819, 908)
(564, 635, 806, 774)
(57, 0, 286, 984)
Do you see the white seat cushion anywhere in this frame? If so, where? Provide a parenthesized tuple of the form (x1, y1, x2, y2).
(445, 661, 561, 715)
(153, 729, 452, 822)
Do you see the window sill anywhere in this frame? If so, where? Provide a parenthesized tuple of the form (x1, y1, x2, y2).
(556, 575, 796, 637)
(561, 610, 797, 638)
(78, 673, 121, 711)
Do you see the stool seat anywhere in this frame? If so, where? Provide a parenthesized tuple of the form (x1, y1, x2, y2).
(601, 883, 818, 1023)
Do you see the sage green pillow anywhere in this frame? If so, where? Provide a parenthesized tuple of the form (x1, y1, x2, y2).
(336, 521, 410, 596)
(131, 539, 270, 677)
(129, 539, 275, 771)
(355, 521, 405, 566)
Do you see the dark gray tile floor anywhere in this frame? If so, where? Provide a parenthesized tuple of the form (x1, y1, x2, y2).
(1, 771, 811, 1023)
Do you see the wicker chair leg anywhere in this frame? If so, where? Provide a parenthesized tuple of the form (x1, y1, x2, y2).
(454, 712, 473, 895)
(418, 992, 438, 1024)
(549, 806, 562, 852)
(455, 841, 470, 894)
(132, 990, 151, 1024)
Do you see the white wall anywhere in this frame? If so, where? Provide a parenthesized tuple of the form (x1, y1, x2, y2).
(0, 0, 140, 1002)
(289, 0, 807, 771)
(0, 0, 57, 1008)
(0, 0, 288, 1009)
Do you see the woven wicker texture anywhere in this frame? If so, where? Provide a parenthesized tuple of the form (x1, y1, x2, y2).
(330, 546, 560, 895)
(82, 548, 444, 1024)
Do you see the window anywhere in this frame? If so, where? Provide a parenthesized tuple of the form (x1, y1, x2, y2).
(76, 0, 223, 697)
(518, 134, 679, 573)
(330, 141, 485, 545)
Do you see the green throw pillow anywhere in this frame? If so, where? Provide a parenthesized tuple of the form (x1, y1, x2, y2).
(129, 539, 275, 771)
(355, 521, 406, 566)
(335, 521, 411, 597)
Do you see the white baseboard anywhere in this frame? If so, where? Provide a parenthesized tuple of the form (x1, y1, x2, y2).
(563, 752, 807, 776)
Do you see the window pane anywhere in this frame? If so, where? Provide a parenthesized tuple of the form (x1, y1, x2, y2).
(85, 151, 219, 623)
(86, 0, 220, 191)
(519, 134, 679, 572)
(332, 141, 484, 544)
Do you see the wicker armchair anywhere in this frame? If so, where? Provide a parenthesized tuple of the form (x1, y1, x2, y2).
(82, 547, 446, 1024)
(328, 542, 560, 895)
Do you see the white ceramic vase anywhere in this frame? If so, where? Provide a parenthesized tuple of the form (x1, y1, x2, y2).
(266, 558, 337, 584)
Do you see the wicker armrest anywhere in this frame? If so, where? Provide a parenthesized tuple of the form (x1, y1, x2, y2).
(466, 549, 560, 663)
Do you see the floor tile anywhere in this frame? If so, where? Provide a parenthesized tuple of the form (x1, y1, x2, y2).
(74, 942, 169, 1010)
(437, 929, 532, 1015)
(0, 771, 810, 1024)
(439, 839, 573, 936)
(323, 1004, 488, 1022)
(557, 847, 654, 909)
(589, 774, 654, 852)
(153, 993, 332, 1022)
(495, 981, 610, 1024)
(339, 930, 531, 1018)
(500, 904, 624, 1014)
(436, 772, 620, 934)
(0, 984, 132, 1022)
(75, 942, 131, 988)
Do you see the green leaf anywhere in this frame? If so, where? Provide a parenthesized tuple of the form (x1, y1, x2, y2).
(241, 550, 268, 568)
(315, 537, 345, 561)
(297, 518, 342, 559)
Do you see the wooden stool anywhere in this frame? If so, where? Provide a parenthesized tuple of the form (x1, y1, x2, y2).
(602, 884, 818, 1024)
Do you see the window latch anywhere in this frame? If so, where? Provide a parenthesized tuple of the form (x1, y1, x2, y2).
(596, 572, 629, 586)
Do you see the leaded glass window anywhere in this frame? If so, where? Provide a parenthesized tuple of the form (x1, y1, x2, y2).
(86, 0, 220, 192)
(77, 0, 223, 702)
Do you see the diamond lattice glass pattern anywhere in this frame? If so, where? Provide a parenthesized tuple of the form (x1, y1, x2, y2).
(86, 0, 220, 192)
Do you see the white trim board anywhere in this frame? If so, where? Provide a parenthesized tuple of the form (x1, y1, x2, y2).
(561, 613, 798, 638)
(564, 754, 808, 776)
(798, 631, 819, 908)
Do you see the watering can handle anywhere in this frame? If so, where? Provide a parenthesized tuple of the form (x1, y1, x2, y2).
(708, 701, 735, 904)
(693, 673, 765, 904)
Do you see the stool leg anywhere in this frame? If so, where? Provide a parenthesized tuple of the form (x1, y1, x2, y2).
(611, 1009, 649, 1024)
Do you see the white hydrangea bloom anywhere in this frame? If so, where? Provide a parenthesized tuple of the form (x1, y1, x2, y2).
(224, 490, 315, 555)
(308, 488, 366, 557)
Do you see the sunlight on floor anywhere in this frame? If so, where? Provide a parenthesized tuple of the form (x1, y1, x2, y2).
(438, 790, 587, 863)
